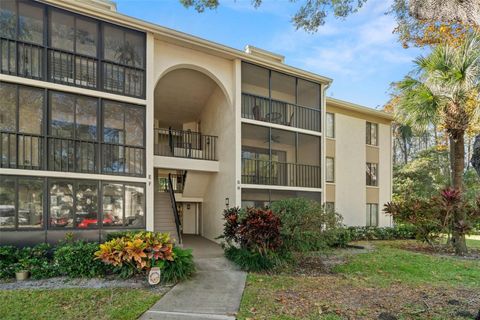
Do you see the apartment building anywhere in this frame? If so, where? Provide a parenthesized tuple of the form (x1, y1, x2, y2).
(0, 0, 393, 246)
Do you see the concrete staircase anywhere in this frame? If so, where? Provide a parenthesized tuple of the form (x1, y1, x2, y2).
(154, 191, 181, 243)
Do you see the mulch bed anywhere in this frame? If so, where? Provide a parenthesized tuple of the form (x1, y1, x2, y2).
(272, 277, 480, 320)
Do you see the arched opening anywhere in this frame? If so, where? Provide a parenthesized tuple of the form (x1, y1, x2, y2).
(152, 66, 234, 243)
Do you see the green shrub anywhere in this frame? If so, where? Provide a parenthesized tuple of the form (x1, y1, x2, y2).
(270, 198, 343, 252)
(157, 247, 195, 283)
(224, 246, 283, 272)
(55, 241, 108, 278)
(18, 243, 58, 279)
(0, 246, 18, 279)
(105, 230, 143, 241)
(345, 225, 416, 242)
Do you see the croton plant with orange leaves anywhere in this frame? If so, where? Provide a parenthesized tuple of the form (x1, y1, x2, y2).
(95, 231, 174, 271)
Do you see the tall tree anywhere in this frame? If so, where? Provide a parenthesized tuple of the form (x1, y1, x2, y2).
(394, 33, 480, 254)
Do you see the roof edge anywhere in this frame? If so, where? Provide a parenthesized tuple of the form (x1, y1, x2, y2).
(43, 0, 333, 85)
(326, 97, 394, 121)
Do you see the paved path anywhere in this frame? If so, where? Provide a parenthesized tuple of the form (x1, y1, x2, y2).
(140, 236, 246, 320)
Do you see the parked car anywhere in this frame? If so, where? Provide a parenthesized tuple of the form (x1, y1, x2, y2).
(0, 205, 15, 226)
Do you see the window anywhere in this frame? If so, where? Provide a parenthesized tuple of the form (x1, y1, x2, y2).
(0, 176, 145, 234)
(366, 122, 378, 146)
(49, 9, 98, 88)
(1, 81, 145, 176)
(102, 183, 145, 228)
(366, 203, 379, 226)
(0, 83, 44, 169)
(0, 176, 16, 229)
(103, 100, 145, 176)
(103, 24, 145, 97)
(325, 202, 335, 212)
(241, 123, 321, 188)
(297, 79, 320, 110)
(49, 91, 98, 173)
(366, 163, 378, 186)
(0, 176, 43, 230)
(76, 182, 98, 229)
(241, 62, 321, 131)
(326, 157, 335, 183)
(18, 177, 43, 229)
(1, 1, 145, 97)
(49, 180, 74, 228)
(326, 112, 335, 138)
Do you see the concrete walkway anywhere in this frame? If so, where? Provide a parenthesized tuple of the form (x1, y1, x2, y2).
(140, 235, 247, 320)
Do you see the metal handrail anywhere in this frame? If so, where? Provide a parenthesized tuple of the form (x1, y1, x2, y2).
(168, 173, 182, 244)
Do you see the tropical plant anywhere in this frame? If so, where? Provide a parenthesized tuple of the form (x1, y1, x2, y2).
(55, 241, 109, 278)
(156, 247, 195, 283)
(394, 32, 480, 254)
(95, 231, 174, 276)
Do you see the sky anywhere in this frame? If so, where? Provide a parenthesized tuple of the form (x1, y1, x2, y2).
(115, 0, 426, 110)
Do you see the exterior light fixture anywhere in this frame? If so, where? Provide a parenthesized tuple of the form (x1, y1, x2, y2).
(225, 197, 230, 208)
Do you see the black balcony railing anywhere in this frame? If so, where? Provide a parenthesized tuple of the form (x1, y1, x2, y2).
(241, 158, 321, 188)
(154, 128, 218, 161)
(1, 37, 145, 98)
(241, 93, 321, 132)
(0, 132, 43, 170)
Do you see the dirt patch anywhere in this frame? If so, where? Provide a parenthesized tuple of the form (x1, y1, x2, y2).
(272, 276, 480, 319)
(393, 241, 480, 260)
(291, 244, 375, 276)
(0, 276, 172, 294)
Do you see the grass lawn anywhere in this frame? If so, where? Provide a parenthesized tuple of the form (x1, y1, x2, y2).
(238, 241, 480, 320)
(467, 237, 480, 249)
(0, 288, 161, 320)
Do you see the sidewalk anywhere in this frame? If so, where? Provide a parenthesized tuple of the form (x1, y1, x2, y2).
(140, 236, 246, 320)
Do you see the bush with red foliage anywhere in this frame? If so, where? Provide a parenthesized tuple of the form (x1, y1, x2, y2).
(221, 207, 282, 255)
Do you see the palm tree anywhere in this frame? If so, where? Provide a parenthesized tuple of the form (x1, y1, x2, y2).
(394, 32, 480, 255)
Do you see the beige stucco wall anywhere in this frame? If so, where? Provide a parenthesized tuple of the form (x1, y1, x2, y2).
(334, 113, 366, 226)
(326, 104, 392, 227)
(200, 86, 237, 241)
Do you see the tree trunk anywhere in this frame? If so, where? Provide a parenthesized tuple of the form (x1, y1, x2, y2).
(450, 132, 468, 255)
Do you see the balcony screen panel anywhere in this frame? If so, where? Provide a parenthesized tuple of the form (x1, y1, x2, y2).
(18, 2, 43, 45)
(76, 182, 98, 229)
(125, 185, 144, 227)
(49, 181, 74, 228)
(50, 10, 74, 52)
(76, 18, 97, 57)
(0, 1, 16, 39)
(76, 96, 97, 141)
(297, 133, 320, 166)
(0, 82, 17, 131)
(271, 71, 295, 104)
(241, 63, 269, 97)
(19, 86, 43, 134)
(297, 79, 320, 109)
(50, 92, 75, 138)
(103, 101, 125, 144)
(0, 176, 16, 229)
(102, 183, 123, 227)
(125, 107, 144, 147)
(18, 177, 43, 229)
(125, 31, 145, 68)
(241, 188, 270, 209)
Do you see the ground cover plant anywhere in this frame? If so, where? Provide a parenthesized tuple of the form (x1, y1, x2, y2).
(0, 288, 161, 320)
(238, 240, 480, 320)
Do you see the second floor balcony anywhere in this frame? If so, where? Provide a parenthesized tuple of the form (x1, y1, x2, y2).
(241, 158, 321, 188)
(154, 128, 218, 161)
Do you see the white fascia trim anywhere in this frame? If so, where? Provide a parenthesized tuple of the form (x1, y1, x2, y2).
(0, 169, 147, 183)
(153, 156, 219, 172)
(241, 184, 322, 193)
(0, 74, 147, 105)
(241, 118, 322, 137)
